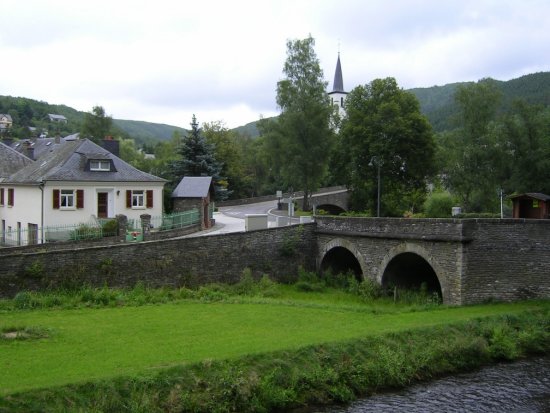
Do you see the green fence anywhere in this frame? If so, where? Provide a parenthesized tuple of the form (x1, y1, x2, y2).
(0, 220, 118, 247)
(128, 209, 201, 233)
(0, 210, 202, 248)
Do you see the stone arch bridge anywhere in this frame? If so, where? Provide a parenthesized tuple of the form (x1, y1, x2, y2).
(315, 216, 550, 305)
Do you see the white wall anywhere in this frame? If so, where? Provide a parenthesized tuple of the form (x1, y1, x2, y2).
(42, 182, 165, 226)
(0, 185, 42, 246)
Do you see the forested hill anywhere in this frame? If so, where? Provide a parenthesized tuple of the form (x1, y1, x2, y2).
(112, 119, 186, 142)
(1, 71, 549, 142)
(409, 71, 550, 132)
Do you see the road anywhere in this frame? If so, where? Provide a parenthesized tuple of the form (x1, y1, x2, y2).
(185, 199, 301, 237)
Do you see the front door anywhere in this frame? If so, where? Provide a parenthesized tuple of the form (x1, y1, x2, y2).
(97, 192, 108, 218)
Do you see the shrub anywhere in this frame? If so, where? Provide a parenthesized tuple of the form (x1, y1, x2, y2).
(13, 292, 34, 309)
(423, 191, 456, 218)
(101, 219, 119, 236)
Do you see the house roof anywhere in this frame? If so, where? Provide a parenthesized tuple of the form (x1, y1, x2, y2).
(508, 193, 550, 201)
(0, 141, 34, 180)
(172, 176, 213, 198)
(0, 114, 13, 122)
(6, 138, 166, 184)
(48, 114, 67, 121)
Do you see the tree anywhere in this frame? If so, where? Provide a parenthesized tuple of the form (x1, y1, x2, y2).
(339, 77, 436, 215)
(260, 36, 334, 210)
(439, 79, 503, 212)
(500, 101, 550, 194)
(202, 121, 252, 199)
(170, 115, 229, 201)
(81, 106, 113, 144)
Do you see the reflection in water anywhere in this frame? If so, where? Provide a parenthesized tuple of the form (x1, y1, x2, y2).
(318, 357, 550, 413)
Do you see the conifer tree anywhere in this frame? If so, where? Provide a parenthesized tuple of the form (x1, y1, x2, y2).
(171, 115, 230, 201)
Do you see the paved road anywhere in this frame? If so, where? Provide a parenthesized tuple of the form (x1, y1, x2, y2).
(186, 199, 301, 237)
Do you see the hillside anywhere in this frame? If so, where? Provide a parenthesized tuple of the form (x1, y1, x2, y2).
(409, 71, 550, 132)
(2, 72, 549, 142)
(113, 119, 187, 142)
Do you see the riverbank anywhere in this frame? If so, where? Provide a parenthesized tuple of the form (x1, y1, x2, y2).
(0, 297, 548, 412)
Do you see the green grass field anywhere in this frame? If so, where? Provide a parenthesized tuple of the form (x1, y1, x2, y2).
(1, 284, 547, 396)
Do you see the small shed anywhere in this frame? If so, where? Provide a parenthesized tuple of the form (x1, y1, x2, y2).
(172, 176, 215, 229)
(509, 193, 550, 219)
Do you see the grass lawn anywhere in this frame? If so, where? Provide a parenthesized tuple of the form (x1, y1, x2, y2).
(1, 288, 546, 396)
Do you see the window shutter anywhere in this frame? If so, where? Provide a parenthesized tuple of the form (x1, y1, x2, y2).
(76, 190, 84, 209)
(126, 190, 131, 208)
(0, 188, 4, 205)
(8, 188, 14, 206)
(146, 190, 153, 208)
(53, 189, 60, 209)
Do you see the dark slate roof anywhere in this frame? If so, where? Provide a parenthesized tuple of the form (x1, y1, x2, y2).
(0, 141, 34, 180)
(172, 176, 213, 198)
(6, 138, 166, 184)
(509, 193, 550, 201)
(331, 54, 345, 93)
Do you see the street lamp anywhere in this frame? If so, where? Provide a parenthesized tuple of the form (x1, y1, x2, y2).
(369, 157, 382, 217)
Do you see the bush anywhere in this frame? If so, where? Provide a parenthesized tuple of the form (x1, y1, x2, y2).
(295, 268, 325, 292)
(101, 219, 119, 236)
(423, 191, 457, 218)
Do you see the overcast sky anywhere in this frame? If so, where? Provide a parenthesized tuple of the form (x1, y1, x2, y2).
(1, 0, 549, 129)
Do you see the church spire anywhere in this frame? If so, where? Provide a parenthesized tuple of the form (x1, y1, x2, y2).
(328, 52, 348, 118)
(332, 53, 345, 93)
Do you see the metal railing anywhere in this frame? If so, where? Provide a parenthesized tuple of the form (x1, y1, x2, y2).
(1, 220, 118, 247)
(129, 209, 201, 233)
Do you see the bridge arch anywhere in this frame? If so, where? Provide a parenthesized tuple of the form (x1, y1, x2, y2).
(315, 204, 346, 215)
(318, 238, 367, 280)
(378, 243, 445, 299)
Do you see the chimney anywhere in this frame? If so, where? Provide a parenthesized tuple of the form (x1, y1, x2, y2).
(102, 136, 120, 157)
(24, 141, 35, 160)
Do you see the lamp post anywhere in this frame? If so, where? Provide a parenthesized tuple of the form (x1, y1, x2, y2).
(369, 157, 382, 217)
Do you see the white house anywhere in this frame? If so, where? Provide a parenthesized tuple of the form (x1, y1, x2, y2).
(47, 114, 68, 123)
(0, 137, 166, 245)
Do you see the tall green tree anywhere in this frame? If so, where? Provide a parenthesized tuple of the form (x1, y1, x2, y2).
(170, 115, 229, 201)
(80, 106, 113, 144)
(439, 79, 503, 212)
(339, 77, 436, 216)
(260, 36, 334, 210)
(500, 101, 550, 194)
(202, 121, 254, 199)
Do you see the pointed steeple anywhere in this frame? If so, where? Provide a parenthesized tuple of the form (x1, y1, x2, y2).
(332, 53, 345, 93)
(328, 52, 348, 119)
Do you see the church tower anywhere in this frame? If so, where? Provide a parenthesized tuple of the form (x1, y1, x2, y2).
(328, 53, 348, 117)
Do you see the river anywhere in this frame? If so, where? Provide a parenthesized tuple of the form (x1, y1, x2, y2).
(315, 357, 550, 413)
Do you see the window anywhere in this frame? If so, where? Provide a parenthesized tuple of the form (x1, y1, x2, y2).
(7, 188, 14, 207)
(53, 189, 84, 209)
(132, 190, 144, 208)
(60, 190, 75, 208)
(126, 190, 153, 209)
(90, 160, 111, 171)
(0, 188, 4, 206)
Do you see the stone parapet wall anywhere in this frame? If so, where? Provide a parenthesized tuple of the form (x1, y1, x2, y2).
(461, 219, 550, 303)
(0, 224, 316, 299)
(315, 216, 467, 241)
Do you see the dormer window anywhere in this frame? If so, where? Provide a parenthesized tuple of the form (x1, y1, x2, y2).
(90, 160, 112, 171)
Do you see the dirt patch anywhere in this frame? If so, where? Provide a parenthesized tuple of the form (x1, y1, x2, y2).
(1, 327, 50, 341)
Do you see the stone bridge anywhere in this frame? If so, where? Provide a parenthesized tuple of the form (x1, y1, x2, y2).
(219, 186, 350, 213)
(315, 216, 550, 305)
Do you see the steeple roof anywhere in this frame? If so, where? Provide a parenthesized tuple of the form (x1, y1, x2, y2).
(331, 54, 345, 93)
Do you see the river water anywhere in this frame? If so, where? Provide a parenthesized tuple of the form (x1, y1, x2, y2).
(315, 357, 550, 413)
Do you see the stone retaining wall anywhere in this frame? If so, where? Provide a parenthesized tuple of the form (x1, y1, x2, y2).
(0, 224, 316, 298)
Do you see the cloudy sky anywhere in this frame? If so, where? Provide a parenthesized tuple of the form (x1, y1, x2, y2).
(1, 0, 549, 129)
